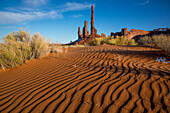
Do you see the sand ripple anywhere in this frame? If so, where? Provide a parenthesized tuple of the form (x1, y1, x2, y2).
(0, 45, 169, 113)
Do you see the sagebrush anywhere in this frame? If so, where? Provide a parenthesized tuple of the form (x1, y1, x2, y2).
(0, 29, 50, 69)
(139, 34, 170, 56)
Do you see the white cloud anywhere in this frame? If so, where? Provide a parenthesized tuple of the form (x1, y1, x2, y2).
(23, 0, 49, 7)
(71, 15, 84, 18)
(0, 26, 17, 29)
(0, 2, 93, 25)
(138, 0, 150, 5)
(0, 10, 63, 25)
(61, 2, 93, 12)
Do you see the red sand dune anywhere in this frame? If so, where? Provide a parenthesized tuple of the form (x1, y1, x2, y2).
(0, 45, 169, 113)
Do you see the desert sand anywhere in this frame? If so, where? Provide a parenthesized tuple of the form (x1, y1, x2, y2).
(0, 45, 169, 113)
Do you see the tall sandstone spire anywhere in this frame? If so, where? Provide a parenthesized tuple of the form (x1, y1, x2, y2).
(91, 5, 95, 36)
(78, 27, 83, 39)
(83, 21, 88, 38)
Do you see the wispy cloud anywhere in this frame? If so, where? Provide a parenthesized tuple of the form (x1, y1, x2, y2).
(0, 2, 93, 25)
(23, 0, 49, 7)
(138, 0, 150, 5)
(0, 26, 17, 29)
(61, 2, 93, 12)
(71, 14, 84, 18)
(0, 10, 63, 25)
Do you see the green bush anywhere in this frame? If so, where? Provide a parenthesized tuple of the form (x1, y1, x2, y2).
(106, 39, 116, 45)
(0, 29, 50, 70)
(128, 39, 137, 45)
(115, 36, 128, 45)
(90, 38, 105, 46)
(90, 36, 137, 46)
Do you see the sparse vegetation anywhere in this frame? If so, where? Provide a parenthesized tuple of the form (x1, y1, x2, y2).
(0, 29, 50, 70)
(50, 44, 64, 53)
(90, 36, 137, 46)
(31, 32, 50, 59)
(138, 35, 153, 46)
(90, 38, 102, 46)
(139, 34, 170, 56)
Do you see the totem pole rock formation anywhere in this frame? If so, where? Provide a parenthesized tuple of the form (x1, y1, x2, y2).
(83, 21, 88, 38)
(91, 5, 95, 36)
(89, 5, 100, 38)
(78, 27, 83, 39)
(87, 31, 90, 36)
(76, 5, 101, 44)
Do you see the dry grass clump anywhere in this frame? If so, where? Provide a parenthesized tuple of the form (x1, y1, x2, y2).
(139, 34, 170, 56)
(50, 44, 64, 53)
(0, 29, 50, 70)
(31, 32, 50, 59)
(90, 36, 137, 46)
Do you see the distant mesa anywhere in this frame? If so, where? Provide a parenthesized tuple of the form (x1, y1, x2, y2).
(112, 28, 170, 41)
(69, 5, 170, 45)
(150, 28, 170, 35)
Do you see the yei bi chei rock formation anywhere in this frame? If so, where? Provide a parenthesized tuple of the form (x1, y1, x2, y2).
(77, 5, 104, 45)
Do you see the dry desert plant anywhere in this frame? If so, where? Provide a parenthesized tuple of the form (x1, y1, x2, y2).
(50, 45, 64, 53)
(139, 34, 170, 56)
(152, 34, 170, 56)
(0, 29, 50, 70)
(31, 32, 50, 59)
(138, 35, 153, 46)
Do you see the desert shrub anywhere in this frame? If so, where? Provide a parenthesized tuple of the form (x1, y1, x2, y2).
(106, 36, 114, 39)
(115, 36, 128, 45)
(76, 45, 85, 47)
(0, 42, 23, 68)
(90, 36, 137, 46)
(50, 45, 63, 53)
(96, 38, 104, 46)
(0, 29, 50, 70)
(138, 36, 153, 46)
(31, 32, 50, 59)
(90, 38, 104, 46)
(101, 38, 107, 44)
(152, 35, 170, 56)
(90, 37, 114, 46)
(0, 30, 32, 68)
(139, 34, 170, 56)
(128, 39, 137, 45)
(106, 39, 116, 45)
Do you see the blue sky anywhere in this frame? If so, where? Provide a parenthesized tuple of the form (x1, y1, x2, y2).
(0, 0, 170, 43)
